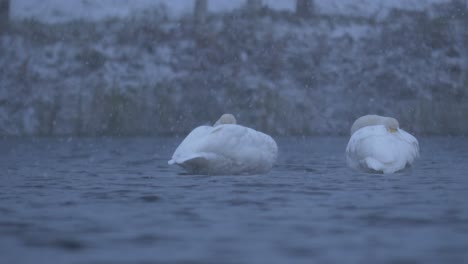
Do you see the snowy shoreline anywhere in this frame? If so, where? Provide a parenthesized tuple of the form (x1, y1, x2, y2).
(1, 1, 467, 136)
(11, 0, 447, 23)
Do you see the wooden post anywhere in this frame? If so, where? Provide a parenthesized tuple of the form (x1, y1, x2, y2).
(464, 0, 468, 90)
(296, 0, 314, 18)
(246, 0, 262, 14)
(0, 0, 9, 32)
(194, 0, 208, 24)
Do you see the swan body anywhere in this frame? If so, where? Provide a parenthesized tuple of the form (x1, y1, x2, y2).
(346, 115, 419, 174)
(169, 114, 278, 175)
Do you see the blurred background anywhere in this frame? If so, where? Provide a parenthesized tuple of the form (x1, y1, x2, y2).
(0, 0, 467, 136)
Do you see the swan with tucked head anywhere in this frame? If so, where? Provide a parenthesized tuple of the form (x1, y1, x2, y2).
(346, 114, 419, 174)
(169, 113, 277, 175)
(214, 114, 236, 126)
(351, 115, 399, 135)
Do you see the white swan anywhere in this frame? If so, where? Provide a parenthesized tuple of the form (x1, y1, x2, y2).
(168, 114, 278, 175)
(345, 115, 419, 174)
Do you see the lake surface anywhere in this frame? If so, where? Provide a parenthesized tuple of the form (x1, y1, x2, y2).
(1, 137, 468, 264)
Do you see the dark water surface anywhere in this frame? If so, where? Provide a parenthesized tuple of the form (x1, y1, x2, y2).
(1, 137, 468, 264)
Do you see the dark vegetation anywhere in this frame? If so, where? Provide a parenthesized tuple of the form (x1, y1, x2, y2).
(0, 1, 466, 136)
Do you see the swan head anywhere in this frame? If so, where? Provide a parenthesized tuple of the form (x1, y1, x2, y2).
(350, 114, 399, 135)
(214, 113, 237, 126)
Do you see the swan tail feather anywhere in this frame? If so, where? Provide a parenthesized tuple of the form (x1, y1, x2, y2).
(363, 157, 385, 172)
(169, 153, 216, 173)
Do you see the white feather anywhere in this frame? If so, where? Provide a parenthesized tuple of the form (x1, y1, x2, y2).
(346, 125, 419, 174)
(169, 124, 278, 175)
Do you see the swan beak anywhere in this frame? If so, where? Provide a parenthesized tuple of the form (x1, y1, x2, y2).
(388, 128, 398, 133)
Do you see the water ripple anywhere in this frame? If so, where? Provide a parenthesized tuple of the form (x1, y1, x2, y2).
(0, 137, 467, 264)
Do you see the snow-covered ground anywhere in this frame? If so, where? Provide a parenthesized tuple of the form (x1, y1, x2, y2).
(11, 0, 449, 23)
(1, 0, 466, 136)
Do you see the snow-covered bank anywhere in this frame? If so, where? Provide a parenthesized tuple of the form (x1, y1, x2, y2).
(11, 0, 448, 23)
(1, 2, 467, 136)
